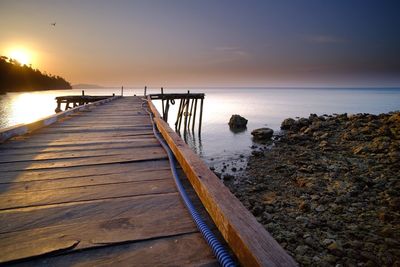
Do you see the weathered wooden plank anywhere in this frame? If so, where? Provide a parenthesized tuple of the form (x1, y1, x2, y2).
(0, 139, 159, 156)
(0, 145, 163, 163)
(0, 178, 177, 210)
(18, 130, 154, 139)
(1, 235, 79, 265)
(0, 192, 182, 234)
(0, 148, 167, 172)
(148, 99, 297, 267)
(0, 169, 172, 192)
(7, 233, 217, 267)
(50, 123, 150, 128)
(38, 126, 153, 134)
(0, 137, 158, 150)
(0, 160, 170, 183)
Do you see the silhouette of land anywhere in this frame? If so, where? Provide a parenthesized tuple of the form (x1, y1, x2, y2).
(0, 56, 71, 93)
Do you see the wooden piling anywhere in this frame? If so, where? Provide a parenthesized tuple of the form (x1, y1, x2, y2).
(183, 92, 190, 131)
(199, 98, 204, 133)
(175, 99, 183, 130)
(188, 98, 195, 128)
(192, 99, 198, 131)
(161, 88, 165, 119)
(148, 92, 204, 134)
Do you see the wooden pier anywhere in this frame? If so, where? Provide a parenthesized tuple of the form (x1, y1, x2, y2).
(55, 92, 115, 113)
(149, 90, 205, 133)
(0, 96, 296, 266)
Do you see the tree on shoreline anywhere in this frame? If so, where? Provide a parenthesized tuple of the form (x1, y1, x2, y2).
(0, 56, 71, 93)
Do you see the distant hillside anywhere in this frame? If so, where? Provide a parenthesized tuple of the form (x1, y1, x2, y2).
(0, 56, 71, 93)
(72, 83, 105, 89)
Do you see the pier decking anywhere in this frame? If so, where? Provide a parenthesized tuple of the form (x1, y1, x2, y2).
(0, 96, 296, 266)
(0, 97, 219, 266)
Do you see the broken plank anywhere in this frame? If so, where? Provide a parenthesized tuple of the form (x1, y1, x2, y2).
(7, 233, 217, 267)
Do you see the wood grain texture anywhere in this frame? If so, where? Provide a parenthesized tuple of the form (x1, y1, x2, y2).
(148, 98, 297, 267)
(8, 233, 218, 267)
(0, 160, 170, 183)
(0, 96, 218, 265)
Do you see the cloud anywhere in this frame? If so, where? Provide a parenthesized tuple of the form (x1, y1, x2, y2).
(305, 35, 348, 44)
(214, 46, 248, 57)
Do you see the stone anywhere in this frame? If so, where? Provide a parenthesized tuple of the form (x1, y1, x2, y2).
(315, 205, 326, 212)
(281, 118, 296, 130)
(228, 114, 248, 128)
(322, 238, 335, 246)
(251, 128, 274, 140)
(327, 241, 343, 252)
(298, 118, 310, 127)
(295, 245, 309, 256)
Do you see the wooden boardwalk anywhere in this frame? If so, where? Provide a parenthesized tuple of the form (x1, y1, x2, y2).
(0, 97, 219, 266)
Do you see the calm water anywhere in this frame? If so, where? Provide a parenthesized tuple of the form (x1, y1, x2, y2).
(1, 87, 399, 172)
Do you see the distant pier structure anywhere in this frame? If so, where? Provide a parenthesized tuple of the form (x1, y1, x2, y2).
(55, 90, 115, 112)
(149, 88, 205, 133)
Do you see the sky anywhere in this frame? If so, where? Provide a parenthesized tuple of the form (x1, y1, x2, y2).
(1, 0, 400, 87)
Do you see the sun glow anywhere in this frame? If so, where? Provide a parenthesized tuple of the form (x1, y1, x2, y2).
(7, 48, 32, 65)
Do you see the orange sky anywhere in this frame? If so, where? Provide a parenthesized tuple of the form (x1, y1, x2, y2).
(1, 1, 399, 87)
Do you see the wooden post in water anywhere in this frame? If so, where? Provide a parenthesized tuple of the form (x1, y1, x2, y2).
(178, 99, 185, 132)
(175, 99, 183, 130)
(164, 99, 170, 122)
(188, 97, 195, 128)
(184, 91, 190, 131)
(192, 99, 198, 131)
(199, 98, 204, 134)
(161, 87, 165, 119)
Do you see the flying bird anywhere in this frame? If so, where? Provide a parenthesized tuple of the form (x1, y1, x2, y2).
(50, 22, 56, 26)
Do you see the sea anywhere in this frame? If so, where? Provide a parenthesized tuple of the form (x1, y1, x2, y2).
(1, 87, 399, 173)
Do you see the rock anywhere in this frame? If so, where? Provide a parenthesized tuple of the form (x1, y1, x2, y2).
(327, 241, 343, 256)
(281, 118, 296, 130)
(251, 128, 274, 140)
(294, 245, 309, 256)
(223, 174, 234, 180)
(228, 114, 248, 128)
(315, 205, 326, 212)
(298, 118, 310, 127)
(322, 238, 335, 246)
(262, 211, 273, 222)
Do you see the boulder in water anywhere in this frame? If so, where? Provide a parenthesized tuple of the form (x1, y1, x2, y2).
(228, 114, 248, 128)
(281, 118, 296, 130)
(251, 128, 274, 140)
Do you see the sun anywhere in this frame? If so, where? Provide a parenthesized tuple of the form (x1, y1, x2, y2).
(8, 49, 31, 65)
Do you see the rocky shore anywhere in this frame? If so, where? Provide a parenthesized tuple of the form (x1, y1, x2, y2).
(226, 111, 400, 266)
